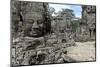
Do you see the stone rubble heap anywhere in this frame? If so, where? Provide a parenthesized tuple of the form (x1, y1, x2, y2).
(12, 34, 76, 66)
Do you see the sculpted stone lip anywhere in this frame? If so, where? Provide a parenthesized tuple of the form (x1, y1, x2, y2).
(32, 32, 38, 35)
(31, 29, 41, 34)
(32, 28, 40, 32)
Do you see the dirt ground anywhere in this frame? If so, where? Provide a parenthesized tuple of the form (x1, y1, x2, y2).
(66, 41, 96, 62)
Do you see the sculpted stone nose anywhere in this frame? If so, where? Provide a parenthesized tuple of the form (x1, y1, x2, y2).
(32, 21, 39, 29)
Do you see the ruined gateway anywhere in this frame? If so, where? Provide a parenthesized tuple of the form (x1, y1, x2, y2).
(11, 1, 76, 66)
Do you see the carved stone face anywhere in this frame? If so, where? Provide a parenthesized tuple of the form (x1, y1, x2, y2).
(24, 13, 45, 37)
(30, 18, 44, 37)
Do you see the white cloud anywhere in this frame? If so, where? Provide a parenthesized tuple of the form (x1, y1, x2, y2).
(49, 4, 82, 18)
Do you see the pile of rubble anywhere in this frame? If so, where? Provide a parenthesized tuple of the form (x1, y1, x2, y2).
(11, 34, 76, 66)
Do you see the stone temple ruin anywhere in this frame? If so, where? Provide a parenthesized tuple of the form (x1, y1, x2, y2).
(81, 5, 96, 40)
(11, 0, 96, 66)
(11, 1, 76, 66)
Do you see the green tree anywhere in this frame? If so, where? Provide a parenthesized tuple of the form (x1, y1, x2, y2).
(57, 8, 75, 18)
(49, 7, 55, 16)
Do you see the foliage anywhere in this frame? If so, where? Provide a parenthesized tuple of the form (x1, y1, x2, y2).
(56, 8, 75, 18)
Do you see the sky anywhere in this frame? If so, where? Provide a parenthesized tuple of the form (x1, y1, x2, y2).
(49, 4, 82, 18)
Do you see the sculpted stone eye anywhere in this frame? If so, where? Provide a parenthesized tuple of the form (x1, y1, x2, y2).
(37, 20, 43, 24)
(28, 20, 34, 24)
